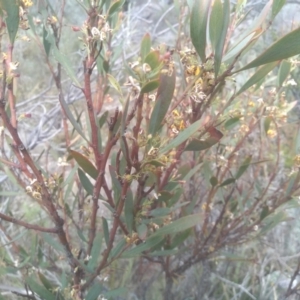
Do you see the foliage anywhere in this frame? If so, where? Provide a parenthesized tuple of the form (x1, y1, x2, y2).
(0, 0, 300, 299)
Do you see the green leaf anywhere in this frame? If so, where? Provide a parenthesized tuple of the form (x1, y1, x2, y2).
(58, 94, 88, 142)
(98, 111, 108, 128)
(42, 233, 65, 253)
(102, 217, 109, 247)
(170, 229, 191, 249)
(38, 272, 53, 291)
(277, 60, 291, 87)
(140, 80, 159, 93)
(121, 235, 164, 258)
(224, 117, 240, 130)
(209, 0, 223, 50)
(151, 214, 202, 237)
(235, 156, 252, 179)
(210, 176, 218, 187)
(51, 46, 82, 88)
(272, 0, 286, 18)
(144, 50, 161, 70)
(124, 189, 134, 234)
(109, 238, 126, 259)
(225, 1, 272, 63)
(237, 27, 300, 71)
(219, 178, 236, 187)
(42, 26, 51, 57)
(76, 228, 88, 243)
(108, 0, 125, 17)
(149, 249, 179, 256)
(259, 211, 289, 236)
(223, 31, 257, 62)
(109, 165, 122, 202)
(87, 233, 102, 272)
(184, 137, 220, 151)
(103, 287, 128, 298)
(69, 150, 98, 180)
(149, 207, 171, 217)
(107, 73, 123, 98)
(159, 118, 202, 154)
(214, 0, 230, 76)
(78, 168, 94, 195)
(190, 0, 211, 62)
(26, 277, 56, 300)
(182, 164, 202, 181)
(148, 70, 176, 135)
(236, 61, 279, 95)
(85, 283, 103, 300)
(210, 0, 229, 76)
(0, 0, 19, 44)
(62, 165, 78, 188)
(260, 205, 270, 221)
(264, 117, 272, 134)
(137, 223, 148, 240)
(141, 33, 151, 63)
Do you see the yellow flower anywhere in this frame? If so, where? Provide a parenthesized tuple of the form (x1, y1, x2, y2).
(22, 0, 33, 7)
(293, 155, 300, 167)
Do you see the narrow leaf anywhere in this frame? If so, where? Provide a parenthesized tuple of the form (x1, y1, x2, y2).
(0, 0, 19, 44)
(159, 118, 202, 154)
(224, 117, 240, 130)
(277, 60, 291, 87)
(58, 94, 88, 142)
(78, 168, 94, 195)
(140, 80, 159, 94)
(151, 214, 202, 237)
(42, 26, 51, 57)
(190, 0, 211, 62)
(141, 33, 151, 63)
(69, 150, 98, 179)
(264, 116, 272, 134)
(26, 277, 56, 300)
(209, 0, 223, 50)
(102, 217, 109, 247)
(214, 0, 230, 76)
(236, 61, 279, 95)
(219, 178, 236, 187)
(51, 46, 82, 87)
(121, 235, 164, 258)
(124, 189, 134, 234)
(237, 27, 300, 71)
(87, 233, 102, 272)
(38, 272, 53, 291)
(184, 137, 220, 151)
(103, 287, 128, 298)
(109, 238, 126, 259)
(272, 0, 286, 18)
(107, 73, 123, 97)
(108, 0, 125, 17)
(148, 70, 176, 135)
(85, 283, 103, 300)
(235, 156, 252, 179)
(144, 50, 161, 70)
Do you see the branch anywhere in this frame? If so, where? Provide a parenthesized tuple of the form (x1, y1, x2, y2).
(0, 212, 58, 233)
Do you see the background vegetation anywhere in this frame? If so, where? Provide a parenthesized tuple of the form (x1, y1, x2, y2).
(0, 0, 300, 299)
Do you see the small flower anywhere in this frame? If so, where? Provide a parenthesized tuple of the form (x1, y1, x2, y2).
(57, 157, 69, 167)
(293, 155, 300, 167)
(267, 129, 277, 138)
(21, 0, 33, 7)
(286, 79, 297, 86)
(239, 124, 249, 133)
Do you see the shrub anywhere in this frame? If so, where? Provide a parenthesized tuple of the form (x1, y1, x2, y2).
(0, 0, 300, 299)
